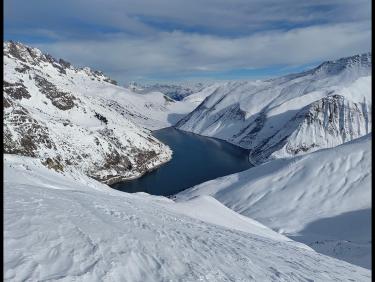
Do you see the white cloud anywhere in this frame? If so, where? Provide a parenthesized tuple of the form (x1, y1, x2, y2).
(36, 21, 371, 82)
(6, 0, 371, 81)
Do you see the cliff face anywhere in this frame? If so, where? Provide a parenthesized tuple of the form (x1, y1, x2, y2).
(248, 94, 371, 163)
(177, 53, 371, 163)
(3, 41, 173, 183)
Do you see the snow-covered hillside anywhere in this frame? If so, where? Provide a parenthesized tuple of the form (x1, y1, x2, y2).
(4, 154, 371, 281)
(177, 53, 372, 164)
(176, 133, 372, 268)
(126, 81, 211, 101)
(3, 41, 195, 184)
(182, 82, 223, 106)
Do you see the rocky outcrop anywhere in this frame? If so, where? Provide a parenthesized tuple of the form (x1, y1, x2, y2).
(34, 74, 77, 110)
(248, 95, 371, 163)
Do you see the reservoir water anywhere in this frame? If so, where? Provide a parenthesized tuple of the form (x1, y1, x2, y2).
(111, 127, 253, 196)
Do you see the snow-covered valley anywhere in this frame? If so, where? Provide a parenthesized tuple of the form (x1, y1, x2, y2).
(3, 41, 372, 281)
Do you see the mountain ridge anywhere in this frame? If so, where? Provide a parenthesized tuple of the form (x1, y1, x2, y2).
(176, 52, 371, 164)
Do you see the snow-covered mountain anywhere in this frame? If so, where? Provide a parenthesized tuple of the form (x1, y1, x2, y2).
(3, 41, 195, 184)
(176, 133, 372, 268)
(182, 82, 224, 105)
(4, 154, 371, 281)
(177, 53, 372, 164)
(126, 81, 210, 101)
(4, 41, 372, 279)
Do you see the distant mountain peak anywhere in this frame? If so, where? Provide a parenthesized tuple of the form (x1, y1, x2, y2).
(311, 52, 371, 76)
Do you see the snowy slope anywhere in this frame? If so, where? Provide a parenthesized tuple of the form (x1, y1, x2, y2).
(182, 82, 223, 105)
(3, 41, 195, 184)
(127, 82, 210, 101)
(114, 90, 196, 129)
(4, 154, 371, 281)
(177, 53, 372, 163)
(176, 134, 372, 268)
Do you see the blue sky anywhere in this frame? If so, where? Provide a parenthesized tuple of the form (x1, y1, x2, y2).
(4, 0, 371, 84)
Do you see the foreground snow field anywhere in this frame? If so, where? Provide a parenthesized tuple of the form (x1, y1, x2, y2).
(4, 154, 371, 281)
(176, 134, 372, 269)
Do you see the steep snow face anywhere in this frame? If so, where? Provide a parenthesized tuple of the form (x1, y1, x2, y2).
(3, 41, 197, 183)
(177, 53, 371, 163)
(176, 134, 372, 268)
(4, 154, 371, 281)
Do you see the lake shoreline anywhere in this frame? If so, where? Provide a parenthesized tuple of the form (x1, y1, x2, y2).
(104, 154, 173, 186)
(111, 127, 253, 196)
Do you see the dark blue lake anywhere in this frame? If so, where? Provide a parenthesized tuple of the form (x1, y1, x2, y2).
(111, 127, 252, 196)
